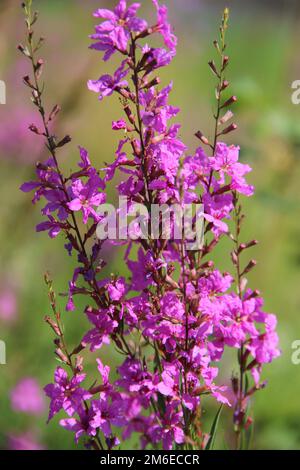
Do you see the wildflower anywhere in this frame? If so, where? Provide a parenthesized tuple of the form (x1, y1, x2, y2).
(211, 143, 254, 196)
(82, 307, 118, 351)
(59, 405, 98, 444)
(44, 368, 91, 421)
(21, 0, 280, 451)
(90, 397, 126, 438)
(153, 0, 177, 51)
(91, 1, 147, 58)
(88, 60, 129, 101)
(68, 171, 105, 224)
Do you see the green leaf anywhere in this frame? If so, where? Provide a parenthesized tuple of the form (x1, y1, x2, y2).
(205, 405, 223, 450)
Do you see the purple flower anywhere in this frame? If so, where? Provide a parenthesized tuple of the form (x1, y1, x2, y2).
(68, 170, 105, 224)
(116, 358, 158, 406)
(247, 331, 280, 364)
(153, 405, 184, 450)
(36, 216, 65, 239)
(112, 119, 127, 130)
(91, 1, 147, 59)
(88, 60, 129, 100)
(90, 397, 126, 437)
(82, 307, 118, 351)
(127, 249, 164, 291)
(160, 292, 185, 319)
(96, 358, 112, 397)
(22, 0, 280, 451)
(153, 0, 177, 51)
(107, 277, 127, 301)
(77, 146, 91, 169)
(60, 405, 97, 444)
(147, 47, 176, 69)
(211, 143, 254, 196)
(44, 368, 91, 421)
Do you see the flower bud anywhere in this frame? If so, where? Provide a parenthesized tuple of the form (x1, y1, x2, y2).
(231, 375, 239, 395)
(219, 110, 233, 125)
(56, 135, 71, 148)
(222, 55, 229, 69)
(220, 80, 229, 91)
(219, 123, 237, 135)
(231, 250, 238, 265)
(242, 259, 257, 275)
(195, 130, 210, 146)
(55, 348, 70, 364)
(142, 77, 160, 89)
(29, 124, 41, 135)
(208, 60, 219, 78)
(35, 58, 44, 79)
(238, 240, 258, 253)
(213, 40, 220, 54)
(44, 315, 61, 336)
(124, 105, 135, 124)
(23, 75, 34, 89)
(48, 104, 61, 122)
(221, 95, 237, 109)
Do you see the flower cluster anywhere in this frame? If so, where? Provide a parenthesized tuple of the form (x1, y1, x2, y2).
(20, 0, 279, 450)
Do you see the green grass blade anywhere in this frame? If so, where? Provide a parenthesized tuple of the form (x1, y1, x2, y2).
(205, 405, 223, 450)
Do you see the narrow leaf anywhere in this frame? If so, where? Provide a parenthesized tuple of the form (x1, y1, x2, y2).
(205, 404, 223, 450)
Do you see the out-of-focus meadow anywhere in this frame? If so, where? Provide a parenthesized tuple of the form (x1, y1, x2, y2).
(0, 0, 300, 450)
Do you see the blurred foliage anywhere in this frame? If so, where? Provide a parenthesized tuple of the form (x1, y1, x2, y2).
(0, 0, 300, 450)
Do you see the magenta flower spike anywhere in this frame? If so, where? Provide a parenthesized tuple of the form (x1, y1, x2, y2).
(20, 1, 279, 451)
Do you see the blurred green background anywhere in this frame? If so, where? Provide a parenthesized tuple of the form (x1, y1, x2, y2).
(0, 0, 300, 450)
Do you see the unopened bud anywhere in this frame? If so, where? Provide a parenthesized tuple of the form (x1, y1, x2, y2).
(221, 95, 237, 109)
(44, 316, 61, 336)
(48, 104, 61, 122)
(242, 259, 257, 275)
(231, 250, 238, 265)
(142, 77, 160, 89)
(55, 348, 70, 364)
(18, 43, 30, 57)
(222, 55, 229, 69)
(135, 28, 152, 40)
(35, 58, 44, 79)
(199, 260, 214, 270)
(238, 240, 258, 253)
(71, 342, 85, 355)
(220, 80, 229, 91)
(29, 124, 41, 135)
(195, 130, 210, 146)
(56, 135, 71, 148)
(124, 105, 135, 124)
(213, 40, 220, 54)
(75, 356, 84, 373)
(208, 60, 219, 77)
(247, 289, 260, 299)
(231, 375, 239, 395)
(219, 110, 233, 125)
(23, 75, 34, 88)
(219, 123, 237, 135)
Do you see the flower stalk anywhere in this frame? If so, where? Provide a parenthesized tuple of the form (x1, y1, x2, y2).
(20, 0, 280, 451)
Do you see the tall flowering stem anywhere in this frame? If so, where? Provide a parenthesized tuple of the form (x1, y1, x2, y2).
(21, 0, 280, 451)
